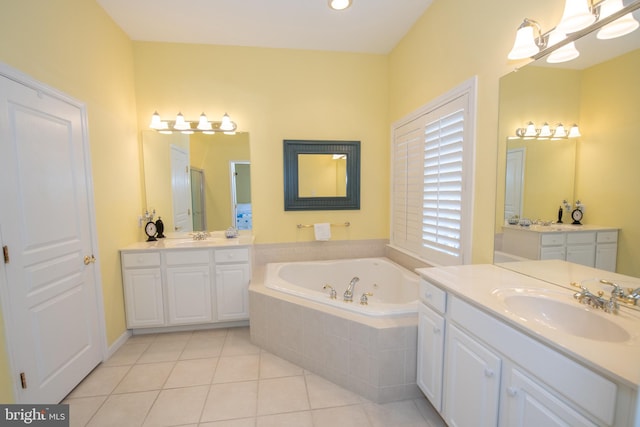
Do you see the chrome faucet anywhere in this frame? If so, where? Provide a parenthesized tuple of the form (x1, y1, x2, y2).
(343, 277, 360, 302)
(572, 282, 618, 313)
(601, 279, 640, 306)
(323, 284, 337, 299)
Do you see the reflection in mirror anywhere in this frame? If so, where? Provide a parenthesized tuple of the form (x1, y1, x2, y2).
(297, 154, 347, 197)
(142, 130, 251, 233)
(495, 9, 640, 280)
(283, 140, 360, 211)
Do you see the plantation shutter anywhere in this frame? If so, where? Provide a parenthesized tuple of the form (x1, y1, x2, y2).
(391, 90, 472, 266)
(392, 118, 424, 254)
(422, 98, 465, 265)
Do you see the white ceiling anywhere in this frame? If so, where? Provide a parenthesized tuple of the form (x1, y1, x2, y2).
(96, 0, 433, 54)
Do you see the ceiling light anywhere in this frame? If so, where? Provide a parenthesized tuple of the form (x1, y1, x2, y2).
(556, 0, 596, 34)
(596, 0, 640, 39)
(329, 0, 352, 11)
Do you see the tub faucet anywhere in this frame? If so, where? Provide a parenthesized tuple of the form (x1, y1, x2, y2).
(343, 277, 360, 302)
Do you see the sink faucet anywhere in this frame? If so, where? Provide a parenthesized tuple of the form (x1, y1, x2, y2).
(600, 279, 640, 306)
(343, 277, 360, 302)
(572, 282, 618, 313)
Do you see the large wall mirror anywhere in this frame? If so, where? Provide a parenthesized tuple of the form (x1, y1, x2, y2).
(495, 3, 640, 280)
(283, 140, 360, 211)
(142, 130, 251, 233)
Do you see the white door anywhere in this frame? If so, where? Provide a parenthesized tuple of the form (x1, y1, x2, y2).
(0, 69, 103, 402)
(505, 148, 525, 220)
(170, 145, 192, 232)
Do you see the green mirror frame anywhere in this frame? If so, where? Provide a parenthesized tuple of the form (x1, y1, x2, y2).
(283, 139, 361, 211)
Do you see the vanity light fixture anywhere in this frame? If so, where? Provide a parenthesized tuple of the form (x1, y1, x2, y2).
(507, 0, 640, 63)
(596, 0, 640, 39)
(149, 111, 238, 134)
(329, 0, 352, 11)
(557, 0, 596, 34)
(513, 122, 581, 140)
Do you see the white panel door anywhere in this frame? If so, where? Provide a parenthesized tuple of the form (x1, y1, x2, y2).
(170, 145, 192, 232)
(166, 265, 212, 325)
(417, 302, 445, 411)
(0, 71, 103, 402)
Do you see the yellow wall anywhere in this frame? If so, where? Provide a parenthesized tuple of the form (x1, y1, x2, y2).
(577, 49, 640, 276)
(0, 0, 140, 402)
(133, 42, 390, 243)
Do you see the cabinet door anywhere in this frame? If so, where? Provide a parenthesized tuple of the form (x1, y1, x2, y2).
(123, 268, 164, 328)
(566, 244, 596, 267)
(417, 302, 445, 411)
(595, 243, 617, 272)
(444, 324, 501, 427)
(166, 265, 212, 325)
(539, 246, 565, 261)
(501, 366, 598, 427)
(216, 263, 250, 321)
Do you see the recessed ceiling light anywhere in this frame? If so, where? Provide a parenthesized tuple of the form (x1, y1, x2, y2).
(329, 0, 352, 11)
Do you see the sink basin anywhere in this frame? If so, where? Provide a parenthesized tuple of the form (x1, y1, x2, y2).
(494, 289, 631, 343)
(164, 238, 226, 247)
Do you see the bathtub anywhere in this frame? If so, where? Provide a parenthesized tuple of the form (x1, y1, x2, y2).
(250, 256, 421, 403)
(264, 257, 419, 317)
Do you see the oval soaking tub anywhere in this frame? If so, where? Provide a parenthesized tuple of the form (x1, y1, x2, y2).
(264, 257, 419, 317)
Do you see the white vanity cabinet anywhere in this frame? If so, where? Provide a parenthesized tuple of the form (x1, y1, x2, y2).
(121, 243, 251, 330)
(417, 280, 446, 411)
(502, 226, 618, 271)
(165, 250, 212, 325)
(121, 252, 164, 328)
(416, 274, 628, 427)
(443, 324, 501, 427)
(215, 248, 251, 321)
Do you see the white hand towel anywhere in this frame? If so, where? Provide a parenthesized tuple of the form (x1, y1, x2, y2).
(314, 223, 331, 241)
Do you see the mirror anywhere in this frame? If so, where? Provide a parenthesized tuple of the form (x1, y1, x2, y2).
(142, 130, 251, 233)
(495, 5, 640, 280)
(283, 140, 360, 211)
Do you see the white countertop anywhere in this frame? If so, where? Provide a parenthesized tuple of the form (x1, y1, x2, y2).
(502, 223, 619, 233)
(416, 262, 640, 389)
(120, 230, 254, 251)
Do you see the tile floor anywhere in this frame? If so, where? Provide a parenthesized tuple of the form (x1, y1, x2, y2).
(64, 327, 446, 427)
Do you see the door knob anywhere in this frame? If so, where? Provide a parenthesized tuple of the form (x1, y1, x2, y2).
(83, 255, 96, 265)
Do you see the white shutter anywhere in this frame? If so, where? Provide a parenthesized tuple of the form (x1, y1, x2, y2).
(422, 99, 465, 265)
(392, 117, 424, 254)
(391, 79, 475, 266)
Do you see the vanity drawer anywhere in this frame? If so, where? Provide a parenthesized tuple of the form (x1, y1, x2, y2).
(566, 232, 596, 245)
(597, 231, 618, 243)
(540, 234, 565, 246)
(215, 248, 249, 263)
(122, 252, 160, 268)
(165, 250, 210, 266)
(419, 279, 447, 313)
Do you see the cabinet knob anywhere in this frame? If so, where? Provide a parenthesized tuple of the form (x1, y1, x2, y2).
(425, 292, 433, 299)
(433, 326, 441, 334)
(484, 367, 494, 378)
(507, 387, 518, 397)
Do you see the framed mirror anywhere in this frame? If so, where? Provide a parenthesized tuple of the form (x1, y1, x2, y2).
(283, 139, 360, 211)
(495, 3, 640, 279)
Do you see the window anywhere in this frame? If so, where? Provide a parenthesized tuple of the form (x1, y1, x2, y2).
(391, 78, 476, 266)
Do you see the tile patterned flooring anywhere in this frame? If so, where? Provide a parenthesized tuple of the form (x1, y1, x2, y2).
(64, 327, 446, 427)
